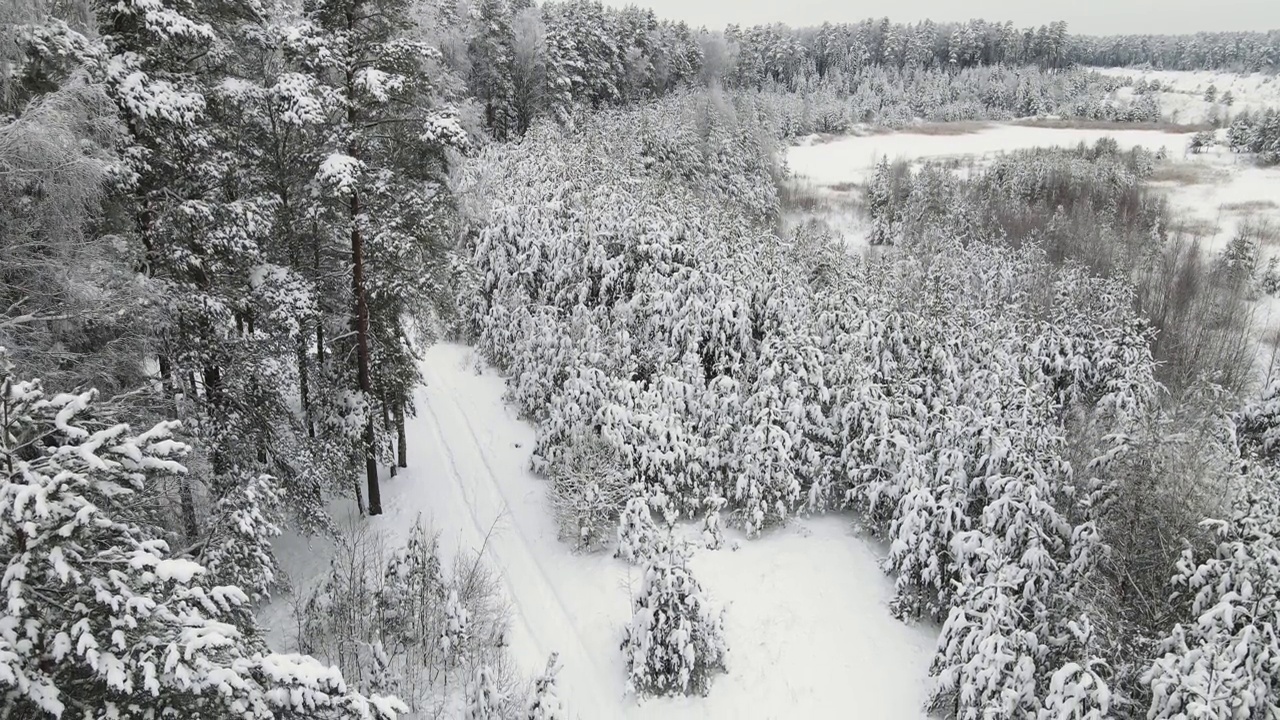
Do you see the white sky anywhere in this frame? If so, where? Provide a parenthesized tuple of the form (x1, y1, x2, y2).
(604, 0, 1280, 36)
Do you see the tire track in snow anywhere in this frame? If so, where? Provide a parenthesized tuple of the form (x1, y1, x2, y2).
(417, 356, 616, 717)
(418, 398, 547, 664)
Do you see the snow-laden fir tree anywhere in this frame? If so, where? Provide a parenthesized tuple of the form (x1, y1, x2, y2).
(290, 0, 468, 514)
(0, 354, 403, 719)
(1144, 463, 1280, 719)
(465, 664, 505, 720)
(525, 652, 566, 720)
(621, 541, 727, 698)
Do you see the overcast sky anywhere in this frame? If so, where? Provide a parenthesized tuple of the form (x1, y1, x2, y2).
(604, 0, 1280, 36)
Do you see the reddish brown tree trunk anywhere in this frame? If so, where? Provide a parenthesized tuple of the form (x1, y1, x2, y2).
(161, 354, 199, 543)
(396, 400, 407, 468)
(352, 188, 381, 515)
(381, 392, 396, 478)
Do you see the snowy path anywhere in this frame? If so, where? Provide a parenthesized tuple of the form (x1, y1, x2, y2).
(409, 351, 619, 717)
(266, 343, 935, 719)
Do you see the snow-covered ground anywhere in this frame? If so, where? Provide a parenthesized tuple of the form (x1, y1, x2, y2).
(788, 124, 1195, 187)
(262, 343, 936, 719)
(1097, 67, 1280, 125)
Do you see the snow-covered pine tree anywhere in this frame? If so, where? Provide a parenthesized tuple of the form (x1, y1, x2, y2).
(509, 3, 547, 134)
(616, 492, 661, 564)
(866, 157, 899, 245)
(291, 0, 468, 514)
(0, 355, 404, 719)
(539, 3, 577, 124)
(621, 541, 728, 698)
(525, 652, 566, 720)
(465, 664, 505, 719)
(469, 0, 518, 140)
(1144, 463, 1280, 719)
(83, 0, 270, 545)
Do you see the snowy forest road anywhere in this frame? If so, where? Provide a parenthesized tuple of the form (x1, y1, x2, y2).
(411, 347, 621, 717)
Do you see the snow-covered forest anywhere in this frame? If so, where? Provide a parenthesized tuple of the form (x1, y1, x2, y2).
(3, 0, 1280, 718)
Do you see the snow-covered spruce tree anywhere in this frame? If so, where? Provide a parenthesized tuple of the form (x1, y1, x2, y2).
(465, 663, 506, 720)
(1144, 463, 1280, 719)
(616, 492, 662, 565)
(0, 357, 404, 719)
(621, 542, 727, 698)
(525, 653, 565, 720)
(68, 0, 332, 590)
(468, 0, 518, 140)
(291, 0, 468, 514)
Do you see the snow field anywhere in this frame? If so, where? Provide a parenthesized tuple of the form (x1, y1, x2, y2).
(1097, 67, 1280, 124)
(266, 343, 935, 719)
(787, 123, 1196, 187)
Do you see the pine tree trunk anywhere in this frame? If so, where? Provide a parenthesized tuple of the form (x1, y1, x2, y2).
(161, 354, 199, 543)
(315, 234, 325, 367)
(345, 21, 381, 516)
(204, 365, 229, 477)
(352, 187, 381, 516)
(381, 392, 396, 478)
(299, 333, 313, 438)
(396, 400, 407, 468)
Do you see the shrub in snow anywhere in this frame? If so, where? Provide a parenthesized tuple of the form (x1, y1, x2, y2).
(621, 544, 728, 698)
(0, 366, 402, 718)
(526, 652, 566, 720)
(546, 434, 630, 552)
(296, 519, 515, 714)
(1238, 379, 1280, 463)
(1144, 464, 1280, 719)
(442, 587, 471, 665)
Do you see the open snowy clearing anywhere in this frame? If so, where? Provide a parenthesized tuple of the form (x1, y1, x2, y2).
(1097, 67, 1280, 124)
(261, 343, 936, 719)
(787, 123, 1196, 187)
